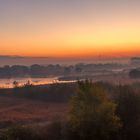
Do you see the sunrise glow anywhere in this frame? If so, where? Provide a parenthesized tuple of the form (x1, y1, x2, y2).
(0, 0, 140, 58)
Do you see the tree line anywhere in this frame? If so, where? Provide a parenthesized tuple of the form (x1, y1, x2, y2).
(0, 63, 124, 78)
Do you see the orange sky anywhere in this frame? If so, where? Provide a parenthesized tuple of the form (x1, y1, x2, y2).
(0, 0, 140, 58)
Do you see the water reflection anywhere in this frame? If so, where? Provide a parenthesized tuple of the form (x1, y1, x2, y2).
(0, 77, 75, 88)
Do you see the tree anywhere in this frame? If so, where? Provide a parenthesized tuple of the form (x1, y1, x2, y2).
(116, 85, 140, 140)
(129, 69, 140, 78)
(69, 80, 121, 140)
(13, 81, 19, 88)
(23, 80, 33, 88)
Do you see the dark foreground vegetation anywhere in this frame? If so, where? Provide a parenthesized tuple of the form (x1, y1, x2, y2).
(0, 81, 140, 140)
(129, 68, 140, 78)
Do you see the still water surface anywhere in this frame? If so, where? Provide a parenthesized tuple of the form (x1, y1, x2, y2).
(0, 77, 75, 88)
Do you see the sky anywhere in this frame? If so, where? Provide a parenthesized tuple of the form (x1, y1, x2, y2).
(0, 0, 140, 58)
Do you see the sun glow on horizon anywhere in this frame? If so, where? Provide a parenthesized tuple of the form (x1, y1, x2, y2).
(0, 0, 140, 58)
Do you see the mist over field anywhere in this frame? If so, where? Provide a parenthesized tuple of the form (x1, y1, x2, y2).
(0, 55, 130, 66)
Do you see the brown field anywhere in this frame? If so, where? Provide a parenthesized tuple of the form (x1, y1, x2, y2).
(0, 96, 68, 129)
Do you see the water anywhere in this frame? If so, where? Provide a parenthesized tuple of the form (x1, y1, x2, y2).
(0, 77, 75, 89)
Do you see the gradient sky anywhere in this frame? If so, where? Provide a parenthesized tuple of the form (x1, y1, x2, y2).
(0, 0, 140, 58)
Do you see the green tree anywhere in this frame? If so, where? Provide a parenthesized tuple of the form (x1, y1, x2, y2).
(69, 80, 121, 140)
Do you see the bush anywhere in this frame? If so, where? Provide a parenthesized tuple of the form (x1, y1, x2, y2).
(2, 126, 42, 140)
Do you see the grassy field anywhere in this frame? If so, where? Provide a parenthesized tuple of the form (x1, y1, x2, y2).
(0, 96, 68, 130)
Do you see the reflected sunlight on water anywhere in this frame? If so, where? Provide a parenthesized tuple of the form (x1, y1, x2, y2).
(0, 77, 75, 89)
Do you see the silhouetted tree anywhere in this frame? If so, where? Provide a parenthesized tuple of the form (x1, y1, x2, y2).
(116, 85, 140, 140)
(129, 69, 140, 78)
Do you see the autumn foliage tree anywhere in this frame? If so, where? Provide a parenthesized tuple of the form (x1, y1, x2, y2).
(69, 80, 121, 140)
